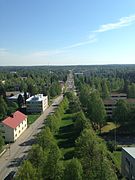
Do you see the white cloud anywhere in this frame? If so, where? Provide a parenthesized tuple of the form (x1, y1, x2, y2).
(94, 14, 135, 33)
(62, 14, 135, 50)
(62, 35, 97, 49)
(63, 14, 135, 51)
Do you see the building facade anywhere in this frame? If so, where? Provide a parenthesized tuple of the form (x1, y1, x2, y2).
(111, 93, 127, 100)
(103, 99, 116, 117)
(2, 111, 27, 142)
(26, 94, 48, 113)
(121, 147, 135, 179)
(104, 93, 128, 117)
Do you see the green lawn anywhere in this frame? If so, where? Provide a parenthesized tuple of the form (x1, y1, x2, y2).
(101, 122, 117, 133)
(55, 113, 77, 160)
(27, 114, 40, 124)
(113, 151, 122, 170)
(60, 114, 74, 127)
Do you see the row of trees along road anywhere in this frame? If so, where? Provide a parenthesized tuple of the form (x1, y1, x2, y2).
(78, 84, 106, 132)
(15, 97, 69, 179)
(66, 92, 118, 179)
(15, 92, 118, 179)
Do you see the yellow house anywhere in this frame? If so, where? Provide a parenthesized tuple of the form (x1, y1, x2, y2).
(2, 111, 27, 142)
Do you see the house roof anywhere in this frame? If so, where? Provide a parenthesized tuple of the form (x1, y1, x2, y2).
(2, 111, 27, 129)
(122, 147, 135, 159)
(26, 94, 47, 102)
(6, 91, 21, 97)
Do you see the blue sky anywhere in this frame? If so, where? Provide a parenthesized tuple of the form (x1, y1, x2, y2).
(0, 0, 135, 65)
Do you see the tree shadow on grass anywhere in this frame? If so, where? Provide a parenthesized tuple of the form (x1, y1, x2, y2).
(64, 149, 75, 160)
(57, 126, 79, 149)
(58, 138, 75, 148)
(56, 124, 79, 140)
(59, 124, 74, 133)
(56, 131, 78, 139)
(55, 113, 79, 160)
(62, 116, 73, 121)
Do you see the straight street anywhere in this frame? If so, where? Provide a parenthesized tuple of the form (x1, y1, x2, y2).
(0, 95, 63, 179)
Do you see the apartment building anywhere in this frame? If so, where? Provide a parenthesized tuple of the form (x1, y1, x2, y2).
(103, 99, 116, 117)
(26, 94, 48, 113)
(2, 111, 27, 142)
(121, 147, 135, 179)
(104, 93, 127, 117)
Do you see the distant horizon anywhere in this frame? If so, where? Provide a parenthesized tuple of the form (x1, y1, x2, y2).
(0, 63, 135, 67)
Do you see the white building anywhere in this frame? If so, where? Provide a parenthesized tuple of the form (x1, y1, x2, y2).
(26, 94, 48, 113)
(7, 92, 29, 103)
(121, 147, 135, 179)
(2, 111, 27, 142)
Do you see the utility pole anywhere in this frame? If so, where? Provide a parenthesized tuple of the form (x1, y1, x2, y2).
(114, 121, 117, 151)
(8, 143, 11, 157)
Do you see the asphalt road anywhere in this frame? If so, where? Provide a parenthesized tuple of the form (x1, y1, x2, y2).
(0, 95, 63, 179)
(66, 70, 75, 92)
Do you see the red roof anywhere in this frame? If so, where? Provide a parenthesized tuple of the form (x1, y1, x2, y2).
(2, 111, 27, 129)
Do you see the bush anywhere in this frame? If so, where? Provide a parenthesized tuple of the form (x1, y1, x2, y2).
(106, 140, 117, 152)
